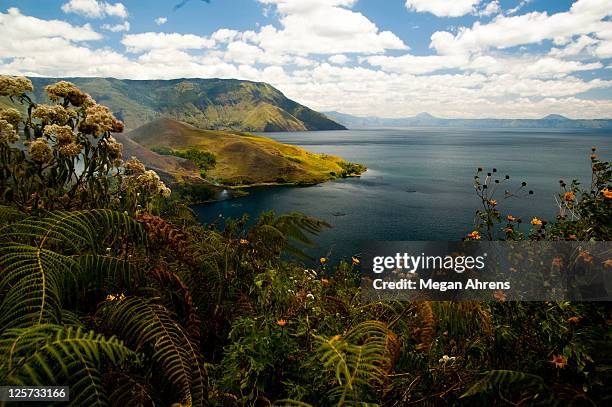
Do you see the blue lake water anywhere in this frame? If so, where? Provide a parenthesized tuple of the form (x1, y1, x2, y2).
(192, 128, 611, 261)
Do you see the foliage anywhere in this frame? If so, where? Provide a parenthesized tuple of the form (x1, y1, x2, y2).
(0, 76, 171, 215)
(1, 77, 610, 406)
(337, 161, 367, 177)
(152, 146, 217, 172)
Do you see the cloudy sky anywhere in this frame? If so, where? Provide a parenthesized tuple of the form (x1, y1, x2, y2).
(1, 0, 611, 118)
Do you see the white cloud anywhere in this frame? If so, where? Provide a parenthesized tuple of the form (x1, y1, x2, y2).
(507, 0, 532, 15)
(102, 21, 130, 32)
(121, 32, 215, 52)
(62, 0, 128, 19)
(328, 54, 349, 65)
(1, 4, 611, 119)
(211, 28, 239, 43)
(478, 1, 500, 17)
(430, 0, 612, 56)
(405, 0, 483, 18)
(366, 53, 467, 75)
(253, 0, 407, 55)
(154, 17, 167, 25)
(549, 35, 597, 57)
(0, 7, 101, 45)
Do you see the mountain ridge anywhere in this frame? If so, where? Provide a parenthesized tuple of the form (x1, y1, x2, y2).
(23, 77, 346, 132)
(325, 111, 612, 129)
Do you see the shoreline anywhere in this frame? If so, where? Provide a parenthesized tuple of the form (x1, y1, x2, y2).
(185, 169, 367, 205)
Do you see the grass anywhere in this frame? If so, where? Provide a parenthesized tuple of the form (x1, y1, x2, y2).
(127, 118, 364, 188)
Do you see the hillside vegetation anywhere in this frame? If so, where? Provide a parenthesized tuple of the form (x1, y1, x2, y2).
(126, 118, 363, 187)
(23, 77, 346, 132)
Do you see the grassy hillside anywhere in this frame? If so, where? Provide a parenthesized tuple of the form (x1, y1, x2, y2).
(24, 77, 346, 132)
(126, 118, 362, 187)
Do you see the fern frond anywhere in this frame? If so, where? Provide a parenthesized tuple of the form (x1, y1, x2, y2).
(0, 324, 134, 407)
(461, 370, 553, 405)
(315, 321, 393, 406)
(0, 209, 145, 251)
(0, 244, 78, 329)
(77, 254, 144, 296)
(0, 205, 27, 227)
(101, 297, 206, 407)
(107, 373, 163, 407)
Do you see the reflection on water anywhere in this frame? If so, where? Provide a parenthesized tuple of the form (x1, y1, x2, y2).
(193, 128, 611, 261)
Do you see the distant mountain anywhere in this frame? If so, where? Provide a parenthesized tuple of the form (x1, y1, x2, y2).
(24, 77, 346, 132)
(325, 111, 612, 130)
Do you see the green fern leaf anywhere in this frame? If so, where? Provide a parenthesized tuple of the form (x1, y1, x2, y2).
(101, 297, 206, 407)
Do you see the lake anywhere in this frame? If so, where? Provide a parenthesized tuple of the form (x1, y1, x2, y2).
(192, 128, 611, 261)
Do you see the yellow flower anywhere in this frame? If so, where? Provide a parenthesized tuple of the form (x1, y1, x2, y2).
(0, 119, 18, 144)
(602, 188, 612, 199)
(105, 294, 116, 301)
(330, 335, 342, 342)
(351, 256, 360, 265)
(503, 227, 513, 234)
(506, 215, 517, 222)
(239, 238, 249, 245)
(44, 81, 89, 106)
(0, 107, 21, 129)
(29, 138, 53, 163)
(567, 316, 580, 324)
(563, 191, 575, 201)
(488, 199, 497, 206)
(276, 319, 287, 327)
(124, 156, 146, 174)
(604, 259, 612, 268)
(319, 257, 327, 265)
(550, 354, 567, 369)
(0, 75, 33, 97)
(530, 217, 543, 226)
(466, 231, 481, 240)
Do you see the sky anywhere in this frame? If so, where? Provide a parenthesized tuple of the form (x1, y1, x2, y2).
(1, 0, 611, 119)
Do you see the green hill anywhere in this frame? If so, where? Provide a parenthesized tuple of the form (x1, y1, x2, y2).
(124, 118, 363, 187)
(24, 77, 346, 132)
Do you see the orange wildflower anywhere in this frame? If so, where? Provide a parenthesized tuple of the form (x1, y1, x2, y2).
(467, 231, 481, 240)
(602, 188, 612, 199)
(503, 227, 513, 234)
(604, 259, 612, 268)
(550, 354, 567, 369)
(276, 319, 287, 327)
(567, 316, 580, 324)
(563, 191, 575, 201)
(488, 199, 497, 206)
(507, 215, 517, 222)
(493, 290, 506, 302)
(321, 278, 330, 286)
(319, 257, 327, 265)
(351, 256, 360, 265)
(239, 238, 249, 245)
(530, 217, 543, 226)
